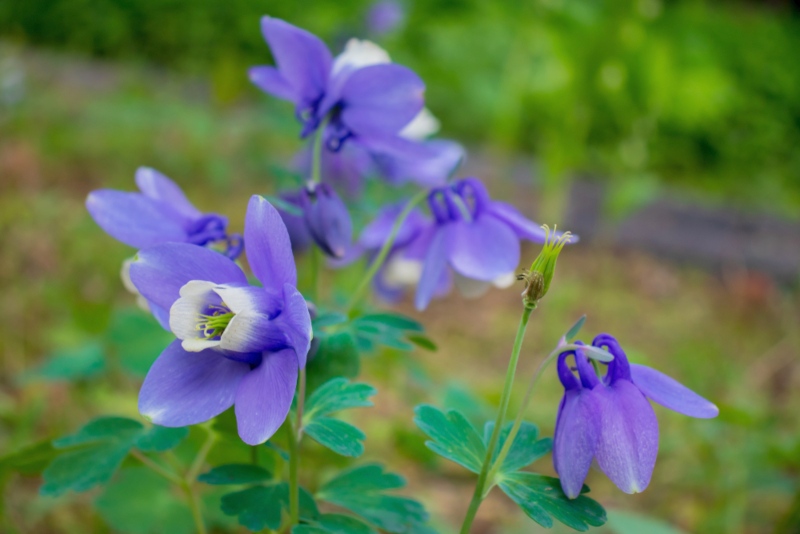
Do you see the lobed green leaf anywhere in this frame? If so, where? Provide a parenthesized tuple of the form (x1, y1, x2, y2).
(498, 472, 607, 532)
(413, 405, 486, 473)
(305, 418, 366, 458)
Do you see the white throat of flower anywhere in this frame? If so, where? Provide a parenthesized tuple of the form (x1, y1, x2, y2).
(332, 39, 391, 76)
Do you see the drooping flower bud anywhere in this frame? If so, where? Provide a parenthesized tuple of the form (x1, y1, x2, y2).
(520, 225, 574, 309)
(301, 182, 353, 259)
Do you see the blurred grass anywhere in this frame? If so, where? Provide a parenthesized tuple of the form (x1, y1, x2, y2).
(2, 0, 800, 215)
(0, 46, 798, 533)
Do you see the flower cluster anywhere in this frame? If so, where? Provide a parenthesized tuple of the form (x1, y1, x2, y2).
(78, 14, 721, 534)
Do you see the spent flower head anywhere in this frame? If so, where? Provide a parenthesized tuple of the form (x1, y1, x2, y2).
(520, 224, 574, 309)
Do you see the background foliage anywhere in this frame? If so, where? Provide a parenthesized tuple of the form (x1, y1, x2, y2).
(0, 0, 799, 533)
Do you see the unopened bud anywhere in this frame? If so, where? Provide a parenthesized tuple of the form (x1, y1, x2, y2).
(301, 182, 353, 259)
(521, 225, 574, 309)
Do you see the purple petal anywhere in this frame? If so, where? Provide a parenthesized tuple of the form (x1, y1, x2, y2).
(359, 202, 428, 250)
(259, 17, 331, 105)
(446, 215, 520, 281)
(130, 243, 248, 311)
(553, 389, 599, 499)
(139, 340, 249, 426)
(631, 364, 719, 418)
(414, 227, 448, 310)
(277, 283, 312, 369)
(486, 201, 547, 242)
(134, 167, 201, 220)
(375, 139, 464, 187)
(148, 300, 171, 331)
(86, 190, 188, 248)
(235, 349, 298, 445)
(594, 380, 659, 494)
(245, 195, 298, 289)
(339, 64, 424, 136)
(248, 66, 297, 102)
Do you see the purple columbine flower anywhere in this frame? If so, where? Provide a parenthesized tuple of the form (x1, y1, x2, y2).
(128, 196, 312, 445)
(350, 178, 564, 310)
(293, 107, 464, 194)
(366, 0, 405, 36)
(554, 334, 719, 499)
(300, 182, 353, 259)
(249, 20, 424, 152)
(86, 167, 241, 258)
(276, 183, 353, 259)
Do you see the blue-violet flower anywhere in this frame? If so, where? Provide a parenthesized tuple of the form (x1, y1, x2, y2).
(128, 196, 312, 445)
(554, 334, 719, 499)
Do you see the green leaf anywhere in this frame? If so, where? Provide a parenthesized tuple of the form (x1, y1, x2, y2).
(483, 421, 552, 474)
(305, 378, 376, 419)
(413, 405, 486, 473)
(198, 464, 272, 485)
(96, 467, 193, 534)
(0, 440, 59, 476)
(406, 334, 437, 352)
(497, 472, 606, 531)
(317, 465, 429, 534)
(607, 510, 686, 534)
(106, 308, 174, 375)
(313, 312, 349, 329)
(25, 341, 105, 381)
(221, 484, 285, 531)
(221, 483, 318, 531)
(42, 417, 144, 496)
(293, 514, 376, 534)
(564, 315, 587, 342)
(355, 313, 423, 333)
(306, 332, 360, 392)
(136, 425, 188, 452)
(303, 378, 375, 458)
(305, 418, 366, 457)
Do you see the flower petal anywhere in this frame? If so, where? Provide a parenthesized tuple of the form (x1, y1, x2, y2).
(139, 340, 249, 426)
(631, 364, 719, 419)
(594, 380, 659, 494)
(553, 389, 600, 499)
(339, 64, 424, 136)
(244, 195, 298, 289)
(248, 66, 297, 102)
(235, 349, 298, 445)
(134, 167, 201, 220)
(86, 190, 188, 248)
(276, 283, 313, 369)
(414, 227, 448, 310)
(359, 202, 428, 250)
(446, 215, 520, 281)
(259, 17, 331, 105)
(375, 139, 464, 188)
(221, 311, 284, 354)
(130, 243, 247, 311)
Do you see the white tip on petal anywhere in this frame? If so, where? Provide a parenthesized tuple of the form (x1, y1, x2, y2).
(400, 108, 441, 140)
(170, 281, 216, 343)
(332, 38, 391, 76)
(181, 337, 221, 352)
(492, 271, 517, 289)
(120, 258, 139, 294)
(384, 257, 423, 287)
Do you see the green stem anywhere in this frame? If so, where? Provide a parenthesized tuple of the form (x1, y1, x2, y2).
(287, 418, 300, 528)
(344, 188, 429, 316)
(309, 246, 320, 302)
(486, 347, 562, 484)
(181, 480, 207, 534)
(187, 427, 217, 482)
(131, 450, 183, 485)
(310, 120, 326, 184)
(459, 306, 533, 534)
(287, 368, 306, 528)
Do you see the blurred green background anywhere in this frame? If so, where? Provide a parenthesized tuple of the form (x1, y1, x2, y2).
(0, 0, 798, 533)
